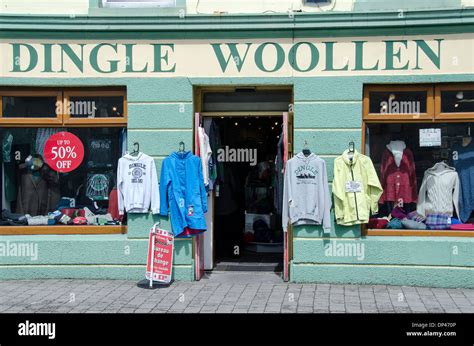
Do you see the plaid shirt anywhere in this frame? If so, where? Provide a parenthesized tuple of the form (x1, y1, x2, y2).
(425, 213, 450, 230)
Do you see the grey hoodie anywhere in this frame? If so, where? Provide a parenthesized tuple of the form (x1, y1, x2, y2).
(282, 152, 332, 232)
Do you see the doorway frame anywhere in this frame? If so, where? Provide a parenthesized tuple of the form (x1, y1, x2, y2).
(193, 85, 294, 281)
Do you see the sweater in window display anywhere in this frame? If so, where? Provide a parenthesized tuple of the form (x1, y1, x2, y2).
(416, 162, 460, 217)
(379, 140, 418, 204)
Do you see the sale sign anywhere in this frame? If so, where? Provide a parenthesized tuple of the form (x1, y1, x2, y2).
(44, 131, 84, 173)
(145, 224, 174, 285)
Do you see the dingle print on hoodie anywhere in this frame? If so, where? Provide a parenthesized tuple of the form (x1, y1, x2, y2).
(282, 152, 332, 233)
(117, 152, 160, 215)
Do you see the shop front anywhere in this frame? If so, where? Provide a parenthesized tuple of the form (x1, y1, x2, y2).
(0, 10, 473, 288)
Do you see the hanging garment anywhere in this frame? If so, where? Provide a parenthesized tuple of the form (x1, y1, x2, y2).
(203, 118, 217, 189)
(451, 139, 474, 222)
(16, 164, 60, 216)
(86, 137, 114, 168)
(117, 152, 160, 215)
(107, 188, 123, 221)
(379, 141, 418, 204)
(215, 164, 240, 216)
(332, 149, 383, 226)
(274, 132, 284, 216)
(119, 128, 128, 156)
(197, 126, 212, 187)
(160, 151, 207, 237)
(416, 162, 460, 218)
(86, 172, 113, 201)
(35, 128, 62, 157)
(2, 131, 13, 162)
(282, 152, 331, 232)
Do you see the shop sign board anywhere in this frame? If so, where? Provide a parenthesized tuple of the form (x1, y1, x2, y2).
(1, 34, 472, 78)
(145, 223, 174, 286)
(43, 131, 84, 173)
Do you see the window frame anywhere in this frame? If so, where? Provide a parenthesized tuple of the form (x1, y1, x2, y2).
(0, 87, 127, 235)
(0, 89, 63, 125)
(363, 84, 434, 122)
(362, 83, 474, 237)
(435, 83, 474, 121)
(63, 88, 127, 126)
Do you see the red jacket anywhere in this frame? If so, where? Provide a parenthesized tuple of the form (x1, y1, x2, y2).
(379, 147, 418, 204)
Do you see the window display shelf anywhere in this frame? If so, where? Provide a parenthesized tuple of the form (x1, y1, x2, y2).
(366, 229, 474, 237)
(0, 225, 127, 235)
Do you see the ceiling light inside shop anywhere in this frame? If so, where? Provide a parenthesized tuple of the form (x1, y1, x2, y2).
(456, 92, 464, 100)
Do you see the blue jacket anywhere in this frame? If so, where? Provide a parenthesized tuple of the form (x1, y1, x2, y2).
(452, 141, 474, 222)
(160, 151, 208, 236)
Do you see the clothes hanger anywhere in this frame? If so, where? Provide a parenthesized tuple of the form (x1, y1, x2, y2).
(302, 140, 311, 157)
(348, 141, 355, 153)
(130, 142, 140, 157)
(178, 141, 185, 152)
(347, 141, 355, 161)
(462, 124, 472, 147)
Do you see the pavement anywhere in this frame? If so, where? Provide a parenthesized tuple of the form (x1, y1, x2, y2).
(0, 272, 473, 314)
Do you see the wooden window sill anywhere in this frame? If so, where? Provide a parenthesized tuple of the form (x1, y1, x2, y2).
(0, 225, 127, 235)
(366, 229, 474, 237)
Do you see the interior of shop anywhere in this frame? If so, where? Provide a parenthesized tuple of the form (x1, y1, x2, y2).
(366, 122, 474, 228)
(208, 115, 284, 272)
(200, 88, 292, 272)
(0, 127, 125, 226)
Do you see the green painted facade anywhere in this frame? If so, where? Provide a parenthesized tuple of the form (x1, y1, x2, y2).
(0, 7, 473, 288)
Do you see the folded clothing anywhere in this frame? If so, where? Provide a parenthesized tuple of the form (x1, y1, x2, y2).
(425, 213, 450, 230)
(401, 218, 427, 230)
(26, 215, 49, 226)
(450, 218, 462, 225)
(391, 207, 408, 220)
(387, 218, 402, 229)
(2, 209, 28, 224)
(450, 223, 474, 230)
(407, 211, 426, 223)
(368, 218, 389, 229)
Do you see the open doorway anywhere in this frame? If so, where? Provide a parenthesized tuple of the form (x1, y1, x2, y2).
(195, 87, 293, 276)
(211, 115, 283, 272)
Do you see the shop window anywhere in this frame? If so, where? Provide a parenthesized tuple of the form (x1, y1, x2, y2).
(64, 90, 127, 125)
(0, 88, 127, 235)
(436, 84, 474, 120)
(0, 90, 63, 125)
(363, 85, 433, 121)
(363, 84, 474, 237)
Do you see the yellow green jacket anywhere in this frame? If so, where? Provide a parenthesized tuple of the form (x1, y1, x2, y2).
(332, 150, 383, 226)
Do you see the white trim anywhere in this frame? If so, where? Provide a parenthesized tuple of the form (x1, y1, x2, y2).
(102, 0, 177, 9)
